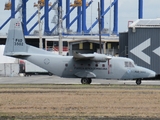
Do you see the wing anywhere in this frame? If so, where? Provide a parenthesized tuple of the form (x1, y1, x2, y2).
(73, 51, 94, 60)
(73, 52, 112, 62)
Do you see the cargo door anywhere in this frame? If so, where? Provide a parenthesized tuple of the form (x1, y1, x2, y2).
(107, 59, 113, 74)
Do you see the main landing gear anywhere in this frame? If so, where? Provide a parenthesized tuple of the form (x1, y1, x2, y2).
(136, 79, 142, 85)
(81, 78, 92, 84)
(81, 78, 142, 85)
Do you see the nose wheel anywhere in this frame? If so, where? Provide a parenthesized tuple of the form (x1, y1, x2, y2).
(81, 78, 92, 84)
(136, 79, 142, 85)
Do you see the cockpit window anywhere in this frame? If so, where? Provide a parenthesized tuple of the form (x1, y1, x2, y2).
(125, 61, 134, 67)
(129, 62, 134, 67)
(125, 62, 129, 67)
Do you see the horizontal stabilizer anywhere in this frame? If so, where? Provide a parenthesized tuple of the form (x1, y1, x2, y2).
(75, 71, 96, 78)
(5, 52, 31, 56)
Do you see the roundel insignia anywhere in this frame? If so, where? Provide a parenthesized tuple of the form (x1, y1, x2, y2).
(127, 69, 131, 74)
(44, 58, 50, 65)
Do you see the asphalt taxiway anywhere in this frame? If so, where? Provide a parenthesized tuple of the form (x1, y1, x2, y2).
(0, 75, 160, 85)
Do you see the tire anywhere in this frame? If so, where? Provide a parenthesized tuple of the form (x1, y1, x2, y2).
(81, 78, 91, 84)
(48, 72, 53, 76)
(88, 78, 92, 84)
(136, 79, 141, 85)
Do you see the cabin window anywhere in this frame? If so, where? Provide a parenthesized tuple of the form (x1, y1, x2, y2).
(65, 64, 68, 67)
(102, 64, 105, 67)
(95, 64, 98, 67)
(88, 64, 91, 67)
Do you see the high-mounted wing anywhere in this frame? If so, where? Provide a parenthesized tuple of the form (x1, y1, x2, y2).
(73, 52, 112, 62)
(73, 51, 94, 60)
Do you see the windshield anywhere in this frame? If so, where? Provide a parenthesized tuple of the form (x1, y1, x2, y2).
(124, 61, 135, 67)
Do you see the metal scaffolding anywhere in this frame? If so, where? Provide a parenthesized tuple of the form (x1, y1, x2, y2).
(0, 0, 144, 36)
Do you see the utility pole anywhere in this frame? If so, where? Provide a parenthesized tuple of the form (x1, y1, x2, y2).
(37, 3, 43, 49)
(98, 2, 102, 54)
(58, 6, 63, 55)
(109, 0, 112, 36)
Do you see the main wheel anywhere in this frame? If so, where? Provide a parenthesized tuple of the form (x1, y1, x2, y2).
(81, 78, 92, 84)
(88, 78, 92, 84)
(81, 78, 88, 84)
(136, 79, 142, 85)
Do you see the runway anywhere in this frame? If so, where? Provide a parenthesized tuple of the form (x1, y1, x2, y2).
(0, 75, 160, 85)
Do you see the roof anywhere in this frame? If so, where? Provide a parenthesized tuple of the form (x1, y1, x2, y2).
(129, 19, 160, 28)
(46, 36, 119, 43)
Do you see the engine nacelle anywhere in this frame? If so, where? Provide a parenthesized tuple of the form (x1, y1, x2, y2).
(91, 53, 111, 62)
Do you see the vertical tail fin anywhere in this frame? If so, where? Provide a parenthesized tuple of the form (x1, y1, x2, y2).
(4, 19, 27, 56)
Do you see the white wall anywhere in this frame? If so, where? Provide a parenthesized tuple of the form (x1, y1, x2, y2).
(0, 45, 19, 64)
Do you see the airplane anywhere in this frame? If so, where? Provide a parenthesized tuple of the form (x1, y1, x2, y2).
(3, 19, 156, 85)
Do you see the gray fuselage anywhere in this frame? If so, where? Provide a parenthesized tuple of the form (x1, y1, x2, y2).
(24, 53, 155, 80)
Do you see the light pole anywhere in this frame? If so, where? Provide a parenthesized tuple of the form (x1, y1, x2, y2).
(58, 6, 63, 55)
(98, 2, 102, 54)
(38, 3, 43, 49)
(34, 1, 43, 49)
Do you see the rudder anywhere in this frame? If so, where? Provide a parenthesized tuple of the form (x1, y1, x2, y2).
(4, 19, 27, 56)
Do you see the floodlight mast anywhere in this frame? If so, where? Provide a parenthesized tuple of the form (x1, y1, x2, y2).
(98, 2, 102, 54)
(58, 6, 63, 55)
(37, 2, 43, 49)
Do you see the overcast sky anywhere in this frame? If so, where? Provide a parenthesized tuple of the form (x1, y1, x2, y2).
(0, 0, 160, 35)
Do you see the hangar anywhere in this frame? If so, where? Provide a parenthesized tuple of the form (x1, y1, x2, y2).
(46, 36, 119, 56)
(119, 19, 160, 75)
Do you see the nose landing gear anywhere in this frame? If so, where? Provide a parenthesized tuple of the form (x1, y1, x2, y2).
(136, 79, 142, 85)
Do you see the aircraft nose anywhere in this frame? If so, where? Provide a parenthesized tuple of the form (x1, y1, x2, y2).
(148, 70, 156, 78)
